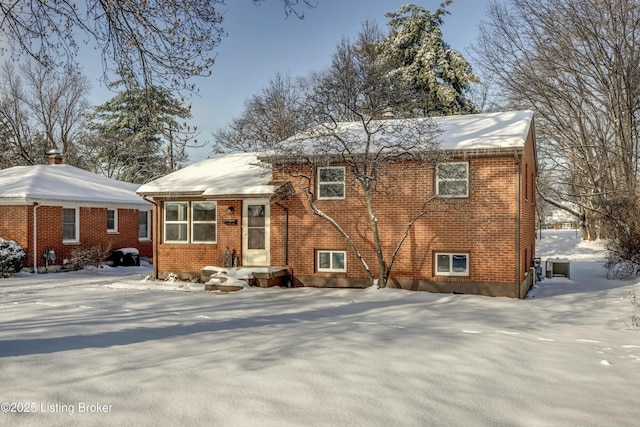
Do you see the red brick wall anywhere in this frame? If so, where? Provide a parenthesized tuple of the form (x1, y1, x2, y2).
(519, 127, 538, 297)
(271, 155, 524, 296)
(0, 205, 30, 263)
(154, 199, 242, 279)
(77, 207, 152, 259)
(151, 140, 537, 298)
(0, 204, 152, 269)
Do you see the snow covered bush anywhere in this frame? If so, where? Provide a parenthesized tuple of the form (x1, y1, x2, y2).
(165, 272, 180, 282)
(70, 245, 111, 269)
(604, 227, 640, 279)
(603, 196, 640, 279)
(0, 238, 26, 277)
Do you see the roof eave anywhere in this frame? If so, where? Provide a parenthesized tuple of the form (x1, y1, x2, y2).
(136, 190, 205, 198)
(445, 146, 525, 158)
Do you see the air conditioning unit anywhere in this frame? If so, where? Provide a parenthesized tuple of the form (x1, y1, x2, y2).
(546, 258, 570, 279)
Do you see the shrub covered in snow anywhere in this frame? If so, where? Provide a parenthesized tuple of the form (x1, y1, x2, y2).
(603, 196, 640, 279)
(0, 238, 26, 277)
(165, 272, 180, 282)
(70, 244, 111, 268)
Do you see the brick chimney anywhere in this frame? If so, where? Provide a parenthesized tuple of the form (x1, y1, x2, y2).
(47, 149, 63, 165)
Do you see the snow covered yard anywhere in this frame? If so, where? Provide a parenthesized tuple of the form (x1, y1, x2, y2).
(1, 230, 639, 426)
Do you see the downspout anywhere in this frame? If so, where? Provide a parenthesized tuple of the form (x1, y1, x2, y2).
(514, 152, 521, 298)
(33, 201, 41, 274)
(143, 196, 160, 279)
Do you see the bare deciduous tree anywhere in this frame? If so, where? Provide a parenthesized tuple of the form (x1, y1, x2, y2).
(475, 0, 640, 241)
(0, 1, 315, 92)
(0, 60, 90, 167)
(213, 72, 308, 153)
(20, 61, 91, 163)
(266, 30, 447, 288)
(0, 63, 37, 167)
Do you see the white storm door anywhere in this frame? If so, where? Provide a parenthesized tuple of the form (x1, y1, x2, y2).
(242, 200, 270, 266)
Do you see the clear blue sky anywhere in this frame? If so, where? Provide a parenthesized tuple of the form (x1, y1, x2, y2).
(86, 0, 497, 163)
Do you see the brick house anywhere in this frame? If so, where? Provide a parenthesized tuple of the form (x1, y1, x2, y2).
(138, 110, 537, 298)
(0, 151, 152, 272)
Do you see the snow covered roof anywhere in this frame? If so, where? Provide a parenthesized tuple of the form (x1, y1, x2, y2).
(136, 112, 534, 199)
(281, 110, 534, 153)
(0, 164, 149, 207)
(137, 152, 279, 198)
(432, 110, 533, 150)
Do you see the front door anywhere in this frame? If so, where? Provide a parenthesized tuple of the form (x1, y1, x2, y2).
(242, 200, 270, 266)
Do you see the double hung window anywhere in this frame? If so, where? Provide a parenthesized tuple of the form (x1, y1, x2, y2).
(192, 202, 217, 243)
(164, 201, 217, 244)
(318, 167, 345, 199)
(139, 211, 150, 240)
(107, 209, 118, 232)
(436, 162, 469, 197)
(62, 208, 79, 243)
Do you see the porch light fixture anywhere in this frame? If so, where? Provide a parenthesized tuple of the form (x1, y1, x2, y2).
(227, 206, 234, 216)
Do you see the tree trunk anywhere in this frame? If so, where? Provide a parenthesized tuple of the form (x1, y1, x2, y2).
(363, 186, 386, 288)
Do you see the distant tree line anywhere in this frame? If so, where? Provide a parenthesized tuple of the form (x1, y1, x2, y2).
(475, 0, 640, 276)
(0, 62, 196, 182)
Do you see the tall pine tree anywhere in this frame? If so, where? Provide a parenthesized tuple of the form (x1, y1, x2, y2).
(85, 82, 194, 183)
(383, 1, 479, 116)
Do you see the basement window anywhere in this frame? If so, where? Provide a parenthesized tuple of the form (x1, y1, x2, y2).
(435, 253, 469, 276)
(317, 250, 347, 273)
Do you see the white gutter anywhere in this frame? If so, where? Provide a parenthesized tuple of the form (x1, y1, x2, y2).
(142, 196, 160, 279)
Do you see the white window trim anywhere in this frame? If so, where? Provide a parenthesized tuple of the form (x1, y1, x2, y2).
(138, 210, 151, 241)
(317, 250, 347, 273)
(191, 201, 217, 244)
(164, 202, 189, 244)
(435, 252, 469, 276)
(62, 207, 80, 244)
(436, 161, 469, 198)
(317, 166, 346, 200)
(107, 208, 118, 233)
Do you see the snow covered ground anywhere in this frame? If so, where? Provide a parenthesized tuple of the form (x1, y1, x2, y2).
(0, 230, 638, 426)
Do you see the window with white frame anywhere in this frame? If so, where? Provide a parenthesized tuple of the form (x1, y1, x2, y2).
(164, 202, 188, 243)
(317, 250, 347, 272)
(436, 162, 469, 197)
(138, 210, 150, 240)
(62, 208, 79, 242)
(318, 166, 345, 199)
(192, 202, 217, 243)
(107, 209, 118, 232)
(163, 202, 217, 244)
(435, 253, 469, 276)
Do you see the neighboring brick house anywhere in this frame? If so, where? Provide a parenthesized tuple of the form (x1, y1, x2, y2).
(138, 110, 537, 298)
(0, 151, 152, 272)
